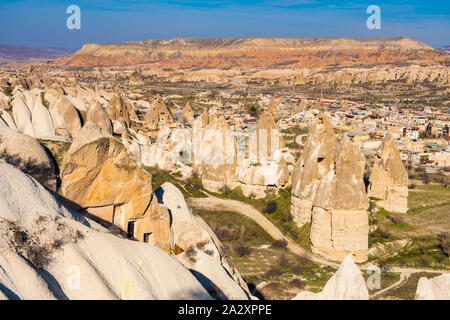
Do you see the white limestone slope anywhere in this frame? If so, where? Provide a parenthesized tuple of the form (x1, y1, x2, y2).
(415, 274, 450, 300)
(293, 254, 369, 300)
(0, 162, 212, 300)
(156, 182, 252, 300)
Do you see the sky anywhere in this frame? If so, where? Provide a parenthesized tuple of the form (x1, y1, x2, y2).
(0, 0, 448, 49)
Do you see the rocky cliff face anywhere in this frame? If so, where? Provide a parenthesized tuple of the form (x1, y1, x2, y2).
(0, 162, 244, 300)
(52, 37, 446, 70)
(290, 113, 338, 227)
(194, 114, 239, 192)
(144, 95, 174, 132)
(310, 136, 369, 263)
(293, 254, 369, 300)
(368, 133, 409, 213)
(291, 114, 369, 262)
(255, 111, 285, 163)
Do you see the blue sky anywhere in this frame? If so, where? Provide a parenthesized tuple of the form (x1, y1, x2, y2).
(0, 0, 448, 49)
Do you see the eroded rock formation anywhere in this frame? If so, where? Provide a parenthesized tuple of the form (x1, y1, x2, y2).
(293, 254, 369, 300)
(310, 136, 369, 263)
(368, 133, 408, 213)
(290, 113, 338, 227)
(144, 94, 174, 132)
(181, 101, 194, 126)
(415, 274, 450, 300)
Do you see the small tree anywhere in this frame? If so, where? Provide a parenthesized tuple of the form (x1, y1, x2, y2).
(234, 244, 252, 257)
(265, 201, 278, 214)
(271, 239, 288, 250)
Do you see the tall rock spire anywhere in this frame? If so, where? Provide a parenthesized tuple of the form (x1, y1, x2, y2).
(290, 113, 338, 227)
(367, 133, 408, 213)
(310, 136, 369, 263)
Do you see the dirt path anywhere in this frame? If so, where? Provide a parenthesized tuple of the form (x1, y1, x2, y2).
(189, 195, 449, 276)
(188, 196, 339, 267)
(370, 272, 410, 299)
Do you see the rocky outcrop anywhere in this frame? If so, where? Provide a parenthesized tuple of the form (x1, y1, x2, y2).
(0, 124, 57, 190)
(194, 114, 239, 192)
(49, 96, 82, 139)
(86, 101, 113, 134)
(12, 94, 36, 137)
(368, 133, 408, 213)
(290, 113, 338, 227)
(293, 254, 369, 300)
(255, 111, 284, 163)
(54, 37, 444, 71)
(156, 182, 252, 299)
(310, 136, 369, 263)
(144, 95, 174, 132)
(181, 101, 194, 126)
(59, 121, 163, 245)
(415, 274, 450, 300)
(0, 162, 214, 300)
(105, 94, 136, 129)
(0, 111, 17, 131)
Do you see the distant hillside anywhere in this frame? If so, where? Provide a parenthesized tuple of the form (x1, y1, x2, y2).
(437, 46, 450, 53)
(0, 45, 75, 64)
(52, 36, 448, 70)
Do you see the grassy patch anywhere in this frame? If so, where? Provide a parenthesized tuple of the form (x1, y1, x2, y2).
(374, 272, 440, 300)
(3, 86, 13, 97)
(408, 184, 450, 215)
(144, 167, 207, 198)
(195, 209, 274, 246)
(207, 186, 307, 249)
(40, 92, 50, 109)
(38, 139, 71, 169)
(230, 245, 335, 300)
(377, 236, 450, 270)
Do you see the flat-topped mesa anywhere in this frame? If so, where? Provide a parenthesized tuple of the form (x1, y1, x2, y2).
(290, 113, 338, 227)
(255, 111, 285, 163)
(194, 113, 239, 193)
(144, 94, 175, 133)
(181, 101, 194, 126)
(368, 133, 409, 213)
(310, 136, 369, 263)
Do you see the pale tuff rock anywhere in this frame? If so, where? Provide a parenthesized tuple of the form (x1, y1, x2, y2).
(144, 95, 174, 131)
(59, 122, 164, 245)
(105, 93, 136, 129)
(49, 96, 82, 139)
(10, 90, 57, 139)
(0, 163, 213, 300)
(415, 274, 450, 300)
(86, 100, 113, 134)
(181, 101, 194, 126)
(23, 90, 56, 138)
(156, 182, 252, 299)
(293, 254, 369, 300)
(0, 125, 57, 191)
(195, 115, 239, 192)
(276, 156, 290, 187)
(290, 113, 338, 227)
(200, 108, 209, 128)
(0, 111, 17, 131)
(368, 133, 408, 213)
(255, 111, 284, 163)
(310, 136, 369, 263)
(12, 94, 36, 137)
(139, 127, 193, 177)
